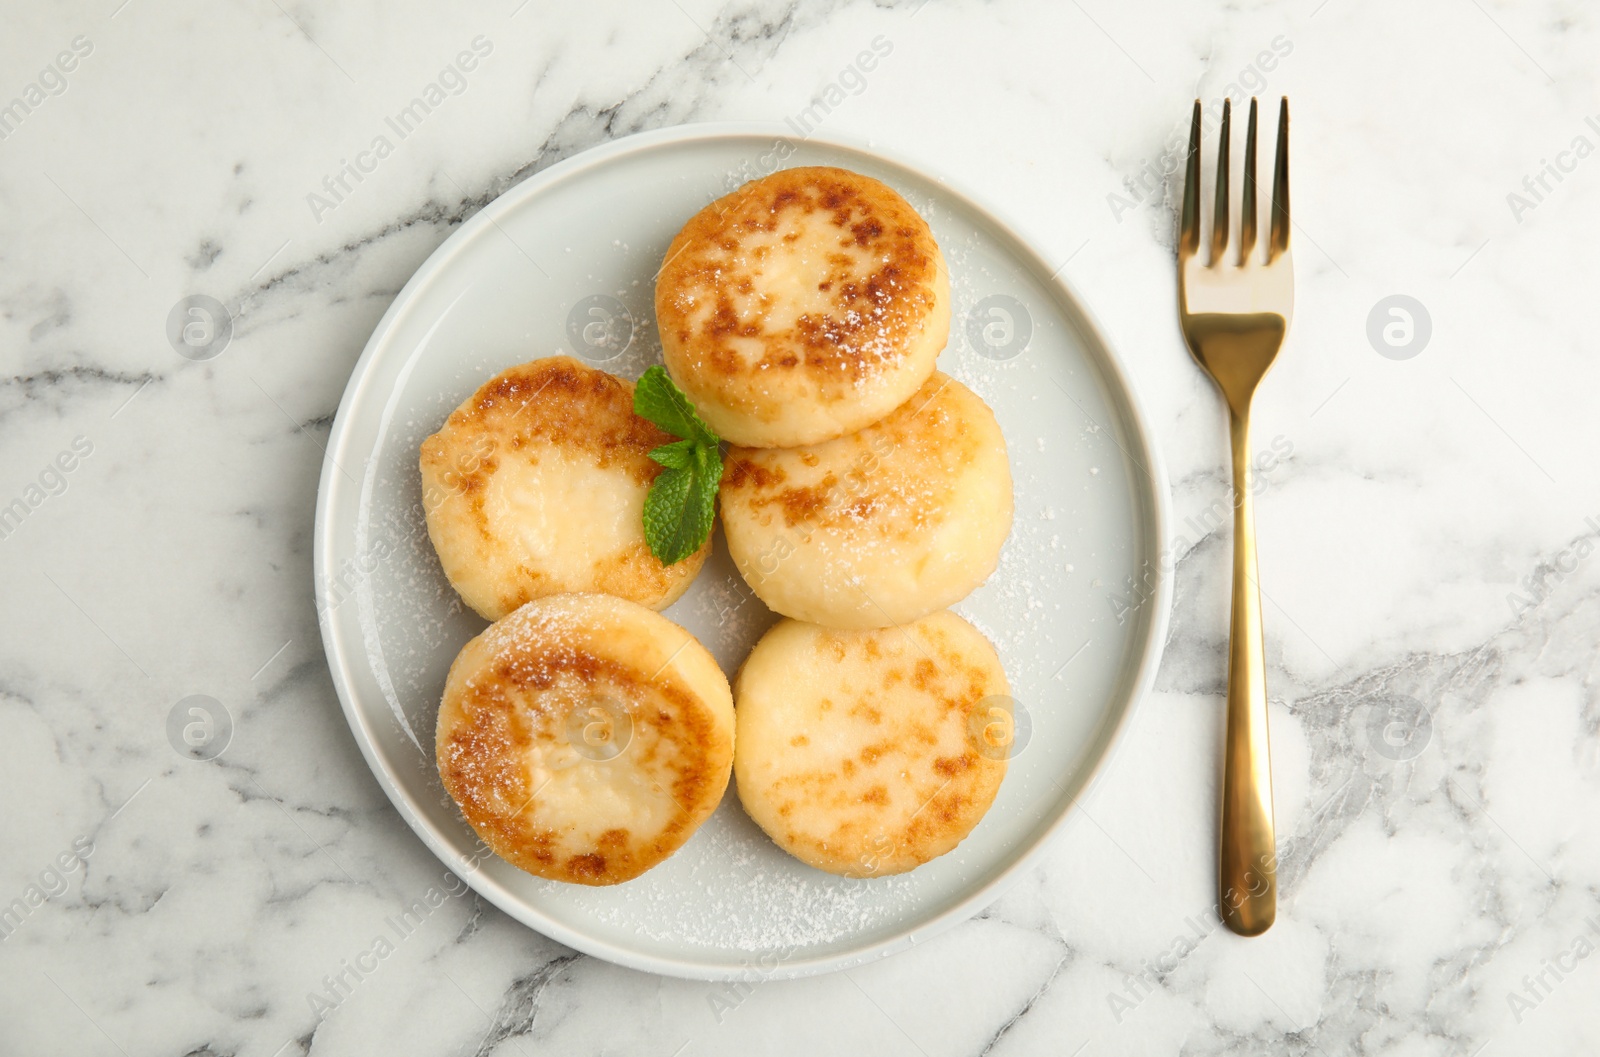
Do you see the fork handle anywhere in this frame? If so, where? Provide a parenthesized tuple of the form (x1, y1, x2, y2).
(1219, 407, 1276, 936)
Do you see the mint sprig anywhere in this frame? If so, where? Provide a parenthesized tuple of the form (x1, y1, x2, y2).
(634, 366, 722, 565)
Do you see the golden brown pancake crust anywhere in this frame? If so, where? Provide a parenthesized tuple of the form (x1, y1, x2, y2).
(718, 373, 1013, 629)
(419, 356, 710, 619)
(656, 166, 949, 447)
(437, 594, 734, 885)
(733, 613, 1009, 877)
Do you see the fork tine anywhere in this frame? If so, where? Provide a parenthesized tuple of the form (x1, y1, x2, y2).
(1210, 99, 1230, 264)
(1240, 98, 1258, 261)
(1269, 97, 1290, 260)
(1180, 100, 1201, 257)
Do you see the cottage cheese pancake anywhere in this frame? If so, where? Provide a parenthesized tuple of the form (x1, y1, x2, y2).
(719, 373, 1012, 629)
(436, 593, 735, 885)
(733, 613, 1009, 877)
(420, 357, 709, 620)
(656, 166, 950, 448)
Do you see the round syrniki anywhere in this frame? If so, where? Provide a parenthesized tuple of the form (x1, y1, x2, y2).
(719, 372, 1012, 629)
(436, 593, 735, 885)
(734, 613, 1010, 877)
(655, 166, 950, 448)
(420, 356, 710, 621)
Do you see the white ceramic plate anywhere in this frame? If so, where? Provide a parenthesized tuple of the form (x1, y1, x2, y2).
(314, 123, 1171, 981)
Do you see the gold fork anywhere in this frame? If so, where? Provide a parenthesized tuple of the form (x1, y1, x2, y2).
(1178, 96, 1292, 936)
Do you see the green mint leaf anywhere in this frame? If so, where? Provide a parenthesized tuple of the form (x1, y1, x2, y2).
(648, 438, 697, 471)
(692, 439, 721, 482)
(642, 448, 721, 565)
(642, 467, 693, 563)
(633, 366, 717, 447)
(635, 367, 723, 565)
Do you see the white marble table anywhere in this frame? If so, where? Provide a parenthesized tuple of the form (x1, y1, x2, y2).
(3, 1, 1597, 1053)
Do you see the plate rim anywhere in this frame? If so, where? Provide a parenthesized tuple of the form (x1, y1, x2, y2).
(314, 120, 1173, 981)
